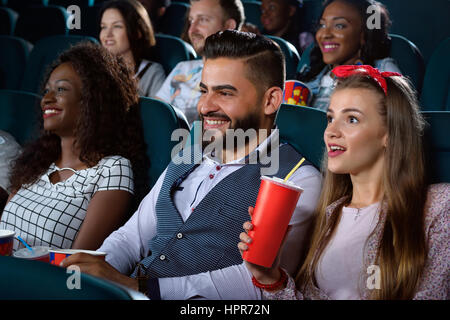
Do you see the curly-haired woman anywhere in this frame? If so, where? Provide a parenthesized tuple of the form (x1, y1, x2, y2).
(0, 42, 149, 251)
(298, 0, 401, 111)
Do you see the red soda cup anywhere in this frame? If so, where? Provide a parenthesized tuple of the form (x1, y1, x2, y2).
(243, 176, 303, 268)
(0, 230, 15, 256)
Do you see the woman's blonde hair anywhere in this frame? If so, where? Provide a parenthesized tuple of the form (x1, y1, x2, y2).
(296, 74, 428, 299)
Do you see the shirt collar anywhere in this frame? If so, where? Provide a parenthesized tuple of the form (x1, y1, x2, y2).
(204, 127, 280, 166)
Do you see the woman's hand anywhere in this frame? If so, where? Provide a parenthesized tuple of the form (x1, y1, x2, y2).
(238, 206, 283, 285)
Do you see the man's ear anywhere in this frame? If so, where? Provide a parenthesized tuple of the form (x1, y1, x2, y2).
(224, 18, 237, 30)
(263, 86, 283, 116)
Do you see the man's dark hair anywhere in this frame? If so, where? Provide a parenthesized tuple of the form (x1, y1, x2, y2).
(218, 0, 245, 30)
(203, 30, 286, 92)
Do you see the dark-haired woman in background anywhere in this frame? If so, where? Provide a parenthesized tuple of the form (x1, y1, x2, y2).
(100, 0, 166, 97)
(0, 42, 148, 251)
(299, 0, 401, 110)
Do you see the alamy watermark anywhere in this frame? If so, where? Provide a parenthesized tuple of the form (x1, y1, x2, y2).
(64, 4, 382, 34)
(66, 265, 81, 290)
(66, 5, 81, 30)
(170, 123, 281, 176)
(366, 5, 382, 30)
(366, 265, 381, 290)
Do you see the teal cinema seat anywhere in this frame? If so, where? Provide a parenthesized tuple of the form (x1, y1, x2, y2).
(266, 35, 300, 80)
(275, 103, 327, 169)
(378, 0, 449, 65)
(420, 38, 450, 111)
(154, 33, 197, 75)
(299, 0, 322, 34)
(0, 7, 18, 35)
(139, 97, 190, 188)
(421, 111, 450, 183)
(242, 0, 263, 31)
(48, 0, 95, 6)
(20, 35, 98, 94)
(0, 255, 147, 299)
(389, 34, 425, 94)
(0, 89, 41, 145)
(13, 5, 68, 44)
(3, 0, 48, 13)
(0, 36, 33, 90)
(159, 1, 190, 37)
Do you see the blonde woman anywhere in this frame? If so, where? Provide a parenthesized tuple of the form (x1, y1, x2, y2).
(239, 65, 449, 300)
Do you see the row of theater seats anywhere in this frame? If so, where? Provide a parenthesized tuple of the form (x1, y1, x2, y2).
(157, 0, 450, 109)
(0, 108, 448, 300)
(0, 1, 189, 42)
(1, 88, 449, 189)
(0, 89, 190, 189)
(0, 251, 144, 299)
(1, 0, 449, 62)
(2, 29, 448, 110)
(275, 105, 450, 185)
(298, 35, 450, 111)
(168, 0, 450, 65)
(2, 0, 449, 109)
(0, 0, 212, 42)
(0, 34, 196, 93)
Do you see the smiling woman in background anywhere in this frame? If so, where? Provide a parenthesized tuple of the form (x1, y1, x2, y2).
(0, 42, 148, 251)
(298, 0, 401, 111)
(99, 0, 166, 97)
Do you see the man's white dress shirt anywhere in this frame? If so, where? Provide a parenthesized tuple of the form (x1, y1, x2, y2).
(99, 131, 322, 299)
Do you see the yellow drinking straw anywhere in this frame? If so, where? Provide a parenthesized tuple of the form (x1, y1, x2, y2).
(284, 157, 306, 182)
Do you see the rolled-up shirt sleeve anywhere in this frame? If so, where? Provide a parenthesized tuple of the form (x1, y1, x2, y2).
(97, 169, 168, 275)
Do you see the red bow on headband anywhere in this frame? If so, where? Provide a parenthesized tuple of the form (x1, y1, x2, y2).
(331, 65, 402, 95)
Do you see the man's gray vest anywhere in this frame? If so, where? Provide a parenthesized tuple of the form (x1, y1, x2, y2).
(131, 143, 311, 278)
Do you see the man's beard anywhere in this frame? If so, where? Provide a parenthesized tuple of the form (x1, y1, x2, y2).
(189, 33, 205, 55)
(200, 110, 263, 155)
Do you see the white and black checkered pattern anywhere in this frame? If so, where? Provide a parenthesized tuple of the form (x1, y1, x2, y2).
(0, 156, 134, 251)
